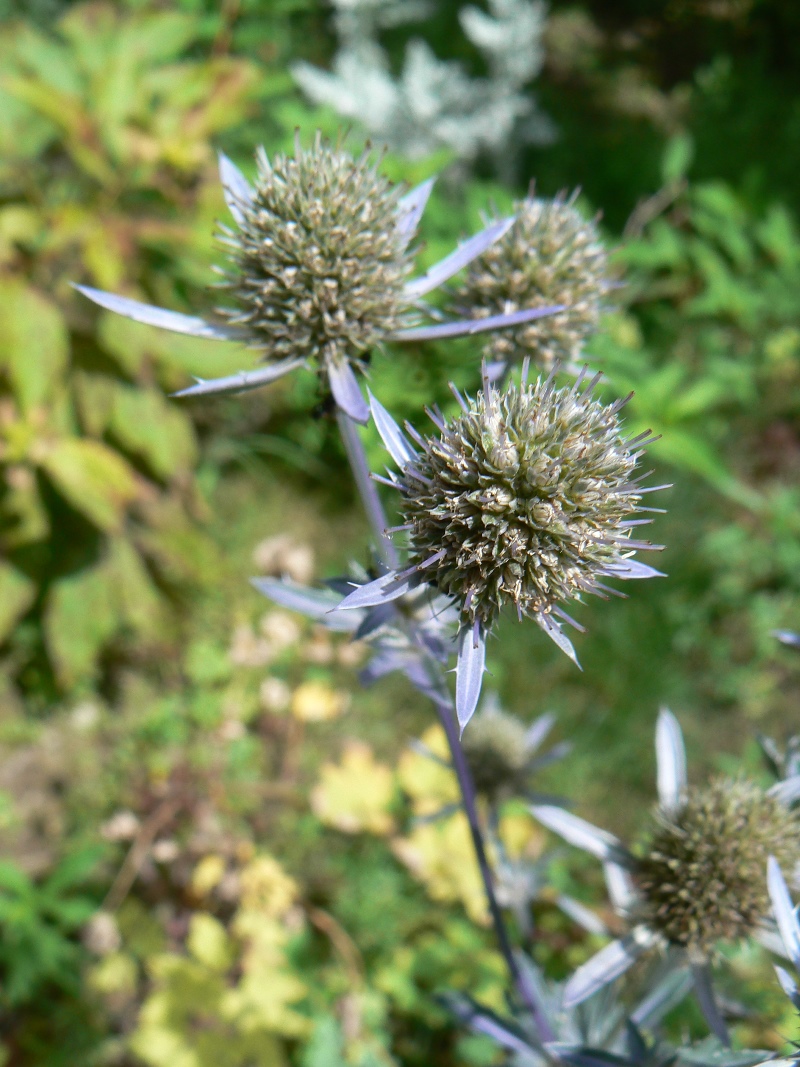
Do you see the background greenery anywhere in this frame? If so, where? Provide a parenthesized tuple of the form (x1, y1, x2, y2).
(0, 0, 799, 1063)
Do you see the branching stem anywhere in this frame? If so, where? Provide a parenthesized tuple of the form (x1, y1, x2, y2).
(336, 408, 554, 1042)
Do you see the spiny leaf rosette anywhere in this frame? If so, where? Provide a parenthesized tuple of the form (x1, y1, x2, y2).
(399, 375, 656, 633)
(215, 136, 412, 375)
(636, 778, 800, 956)
(453, 194, 609, 371)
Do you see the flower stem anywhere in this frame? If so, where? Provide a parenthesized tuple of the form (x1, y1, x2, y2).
(337, 410, 399, 570)
(336, 409, 554, 1041)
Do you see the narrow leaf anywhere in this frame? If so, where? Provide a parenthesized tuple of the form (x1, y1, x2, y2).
(171, 358, 305, 398)
(455, 623, 486, 734)
(656, 707, 687, 813)
(536, 612, 581, 667)
(396, 178, 435, 245)
(336, 570, 417, 611)
(218, 151, 253, 227)
(631, 965, 693, 1027)
(250, 577, 361, 632)
(328, 359, 369, 424)
(767, 776, 800, 806)
(404, 217, 513, 298)
(604, 558, 666, 580)
(604, 860, 639, 913)
(391, 303, 565, 343)
(691, 964, 730, 1047)
(73, 285, 241, 340)
(563, 928, 657, 1008)
(368, 389, 417, 467)
(556, 894, 607, 936)
(524, 712, 556, 754)
(774, 965, 800, 1003)
(530, 806, 635, 868)
(768, 856, 800, 968)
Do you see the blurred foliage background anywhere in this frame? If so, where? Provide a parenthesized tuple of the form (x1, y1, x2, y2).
(1, 0, 800, 1063)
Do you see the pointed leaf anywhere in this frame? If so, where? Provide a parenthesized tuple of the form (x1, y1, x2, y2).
(396, 178, 435, 245)
(656, 707, 687, 813)
(439, 993, 533, 1056)
(631, 965, 693, 1027)
(604, 860, 639, 913)
(774, 965, 799, 1003)
(530, 805, 635, 868)
(768, 856, 800, 968)
(172, 358, 305, 398)
(563, 928, 657, 1008)
(73, 285, 241, 340)
(404, 217, 513, 298)
(773, 629, 800, 650)
(556, 894, 607, 936)
(391, 303, 565, 343)
(524, 711, 556, 754)
(456, 623, 486, 733)
(604, 558, 666, 580)
(547, 1046, 629, 1067)
(328, 359, 369, 423)
(250, 577, 361, 632)
(218, 151, 253, 227)
(536, 612, 581, 667)
(368, 389, 417, 467)
(336, 570, 417, 611)
(691, 964, 729, 1046)
(767, 776, 800, 806)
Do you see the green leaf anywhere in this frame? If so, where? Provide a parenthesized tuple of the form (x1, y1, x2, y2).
(661, 133, 694, 184)
(0, 563, 35, 644)
(44, 562, 120, 686)
(40, 437, 141, 531)
(0, 280, 68, 412)
(109, 385, 197, 480)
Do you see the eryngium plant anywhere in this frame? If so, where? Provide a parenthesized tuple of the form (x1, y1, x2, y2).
(637, 778, 800, 954)
(339, 370, 664, 725)
(533, 710, 800, 1042)
(452, 193, 609, 372)
(74, 134, 564, 423)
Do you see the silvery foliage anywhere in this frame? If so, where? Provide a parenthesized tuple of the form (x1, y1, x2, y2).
(443, 957, 771, 1067)
(291, 0, 556, 171)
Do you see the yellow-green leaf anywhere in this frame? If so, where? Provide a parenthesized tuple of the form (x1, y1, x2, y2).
(0, 279, 68, 412)
(40, 437, 141, 531)
(45, 562, 119, 686)
(0, 563, 35, 643)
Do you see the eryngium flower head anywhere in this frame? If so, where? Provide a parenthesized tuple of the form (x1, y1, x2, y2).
(637, 778, 800, 955)
(462, 705, 531, 800)
(399, 372, 659, 632)
(215, 134, 412, 373)
(453, 193, 609, 370)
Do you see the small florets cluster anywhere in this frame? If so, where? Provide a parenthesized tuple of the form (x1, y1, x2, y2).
(636, 778, 800, 955)
(398, 376, 642, 629)
(461, 706, 531, 802)
(453, 194, 609, 370)
(216, 135, 413, 373)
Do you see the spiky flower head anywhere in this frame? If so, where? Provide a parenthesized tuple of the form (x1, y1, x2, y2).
(461, 705, 532, 801)
(398, 372, 657, 633)
(453, 193, 609, 371)
(636, 778, 800, 956)
(216, 133, 413, 376)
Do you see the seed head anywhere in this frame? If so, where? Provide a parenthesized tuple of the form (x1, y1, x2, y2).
(636, 778, 800, 955)
(461, 705, 531, 802)
(398, 375, 648, 630)
(453, 194, 609, 370)
(216, 133, 413, 376)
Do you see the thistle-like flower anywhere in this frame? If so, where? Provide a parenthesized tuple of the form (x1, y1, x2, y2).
(73, 134, 564, 423)
(532, 709, 800, 1043)
(451, 192, 610, 374)
(336, 370, 664, 727)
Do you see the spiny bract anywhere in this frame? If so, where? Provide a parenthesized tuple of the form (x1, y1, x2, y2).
(216, 134, 413, 375)
(461, 706, 531, 802)
(636, 778, 800, 955)
(453, 194, 608, 370)
(398, 375, 647, 629)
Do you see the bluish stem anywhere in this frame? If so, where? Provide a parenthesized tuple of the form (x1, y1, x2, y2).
(337, 406, 554, 1041)
(337, 410, 399, 570)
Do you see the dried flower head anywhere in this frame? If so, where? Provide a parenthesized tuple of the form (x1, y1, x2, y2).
(338, 378, 663, 726)
(637, 778, 800, 955)
(453, 193, 609, 371)
(215, 134, 412, 374)
(75, 134, 565, 423)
